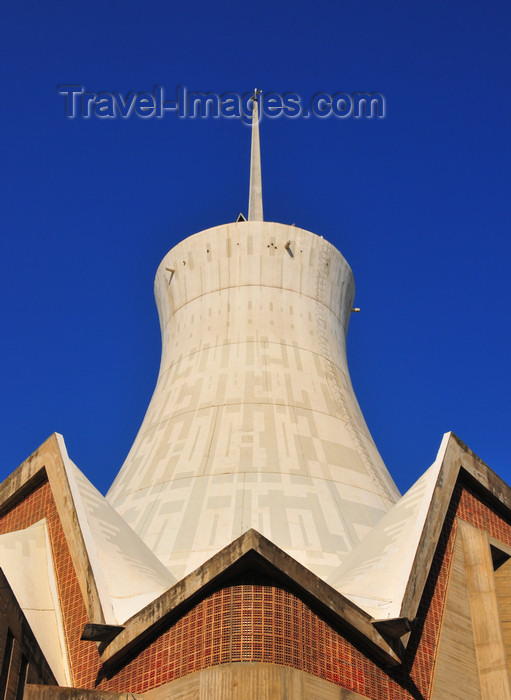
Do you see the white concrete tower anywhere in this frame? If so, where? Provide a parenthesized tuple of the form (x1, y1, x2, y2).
(107, 95, 400, 582)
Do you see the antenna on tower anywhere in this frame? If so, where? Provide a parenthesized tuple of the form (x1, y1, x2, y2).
(248, 89, 263, 221)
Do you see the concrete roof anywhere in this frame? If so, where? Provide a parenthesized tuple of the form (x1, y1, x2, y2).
(56, 436, 176, 623)
(0, 519, 71, 685)
(0, 434, 175, 630)
(327, 434, 449, 619)
(328, 431, 511, 627)
(3, 430, 511, 673)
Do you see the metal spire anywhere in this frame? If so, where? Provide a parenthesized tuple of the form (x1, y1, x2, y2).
(248, 89, 263, 221)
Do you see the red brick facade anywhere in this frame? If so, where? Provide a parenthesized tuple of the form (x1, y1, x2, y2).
(0, 478, 508, 699)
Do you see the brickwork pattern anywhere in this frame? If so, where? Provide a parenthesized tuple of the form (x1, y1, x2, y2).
(0, 478, 509, 698)
(0, 482, 100, 688)
(457, 485, 511, 546)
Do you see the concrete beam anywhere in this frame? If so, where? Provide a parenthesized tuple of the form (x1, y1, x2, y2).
(0, 434, 106, 625)
(459, 520, 511, 698)
(99, 529, 400, 669)
(400, 432, 511, 622)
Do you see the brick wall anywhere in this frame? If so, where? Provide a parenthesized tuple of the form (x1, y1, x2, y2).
(0, 477, 509, 699)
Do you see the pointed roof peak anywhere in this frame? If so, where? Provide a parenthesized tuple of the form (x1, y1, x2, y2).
(248, 89, 263, 221)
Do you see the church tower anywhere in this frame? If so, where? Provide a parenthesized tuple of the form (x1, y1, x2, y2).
(2, 92, 510, 699)
(107, 94, 400, 582)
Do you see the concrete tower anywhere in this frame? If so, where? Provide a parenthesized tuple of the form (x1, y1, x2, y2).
(3, 93, 510, 700)
(107, 95, 400, 582)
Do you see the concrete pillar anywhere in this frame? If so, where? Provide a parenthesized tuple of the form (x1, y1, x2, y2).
(460, 520, 511, 698)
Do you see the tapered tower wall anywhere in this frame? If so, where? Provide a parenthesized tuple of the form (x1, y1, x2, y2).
(107, 220, 400, 580)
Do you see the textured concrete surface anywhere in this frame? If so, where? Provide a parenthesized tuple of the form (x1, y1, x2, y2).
(460, 521, 511, 698)
(26, 664, 367, 700)
(25, 686, 129, 699)
(108, 221, 400, 582)
(431, 529, 481, 699)
(144, 662, 368, 699)
(0, 434, 176, 629)
(248, 96, 263, 221)
(329, 433, 450, 619)
(328, 431, 511, 624)
(58, 437, 175, 623)
(0, 569, 57, 694)
(0, 520, 71, 684)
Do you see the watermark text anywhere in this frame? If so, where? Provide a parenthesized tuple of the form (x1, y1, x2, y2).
(57, 86, 385, 124)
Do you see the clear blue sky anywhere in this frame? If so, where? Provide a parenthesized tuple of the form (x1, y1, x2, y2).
(1, 0, 510, 496)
